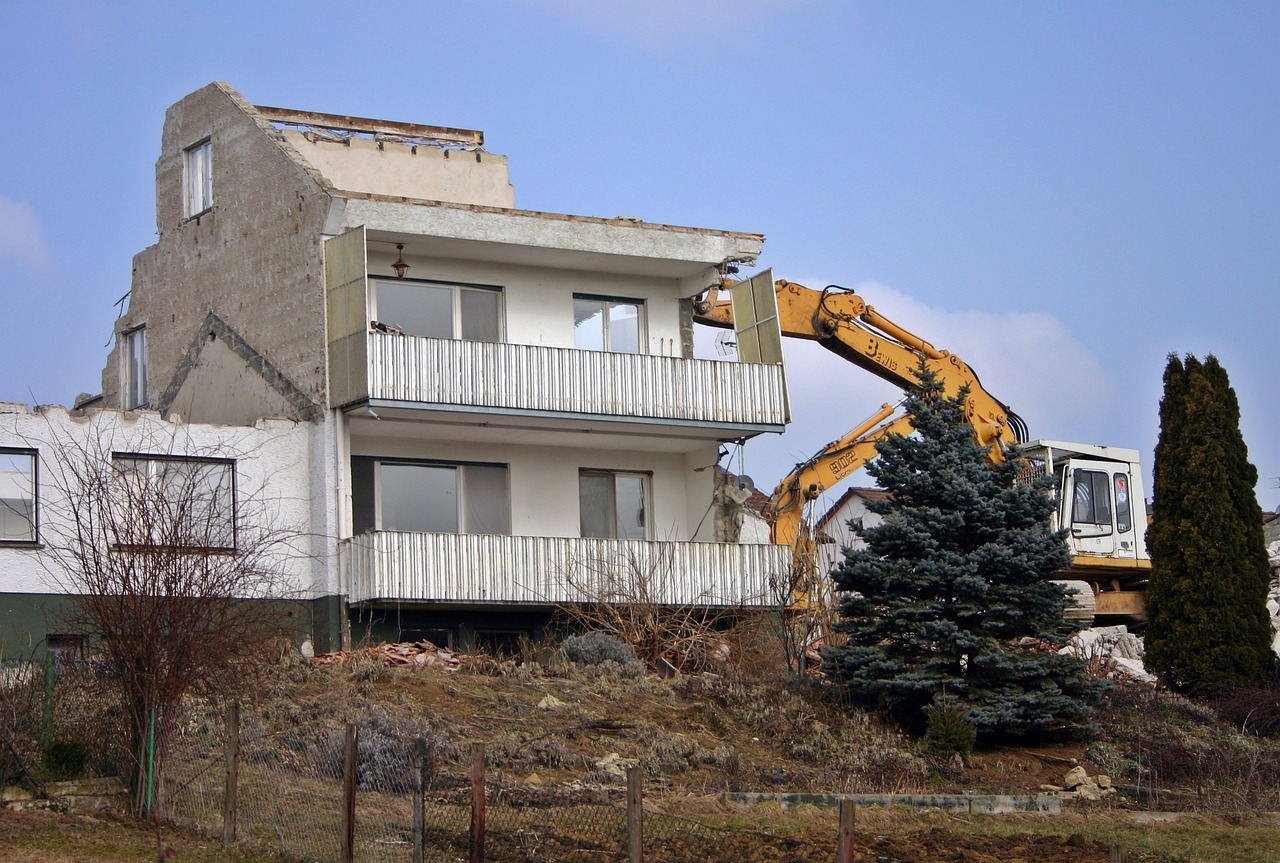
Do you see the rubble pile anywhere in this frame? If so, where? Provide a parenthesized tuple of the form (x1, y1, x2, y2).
(314, 641, 463, 671)
(1059, 626, 1155, 684)
(1039, 765, 1117, 801)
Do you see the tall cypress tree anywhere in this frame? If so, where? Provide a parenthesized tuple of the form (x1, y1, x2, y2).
(1145, 354, 1275, 695)
(822, 364, 1102, 736)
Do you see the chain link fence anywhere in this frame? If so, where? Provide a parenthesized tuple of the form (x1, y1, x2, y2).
(161, 701, 787, 863)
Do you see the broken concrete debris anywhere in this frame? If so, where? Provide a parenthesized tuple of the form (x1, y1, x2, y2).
(313, 640, 463, 671)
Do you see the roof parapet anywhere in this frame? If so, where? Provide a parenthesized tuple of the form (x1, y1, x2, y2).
(255, 105, 483, 149)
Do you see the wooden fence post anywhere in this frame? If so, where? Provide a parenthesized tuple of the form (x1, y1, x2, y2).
(1110, 845, 1127, 863)
(835, 799, 856, 863)
(470, 742, 486, 863)
(627, 766, 643, 863)
(413, 737, 427, 863)
(341, 722, 357, 863)
(222, 701, 239, 845)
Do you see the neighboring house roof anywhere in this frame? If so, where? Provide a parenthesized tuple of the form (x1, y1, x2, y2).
(815, 487, 893, 534)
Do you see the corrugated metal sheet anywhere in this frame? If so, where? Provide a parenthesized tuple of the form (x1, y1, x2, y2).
(366, 333, 788, 426)
(345, 532, 790, 606)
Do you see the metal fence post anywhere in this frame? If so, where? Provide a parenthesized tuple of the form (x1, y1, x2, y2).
(470, 742, 486, 863)
(342, 722, 357, 863)
(627, 766, 643, 863)
(413, 737, 427, 863)
(222, 701, 239, 844)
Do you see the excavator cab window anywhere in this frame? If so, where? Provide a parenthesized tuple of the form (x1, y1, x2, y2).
(1071, 469, 1113, 536)
(1113, 473, 1133, 534)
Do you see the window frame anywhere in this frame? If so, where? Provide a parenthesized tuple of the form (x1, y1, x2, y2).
(369, 277, 504, 342)
(350, 456, 511, 536)
(111, 453, 237, 553)
(578, 468, 651, 540)
(183, 138, 213, 218)
(572, 294, 646, 355)
(1069, 468, 1114, 537)
(122, 326, 148, 409)
(0, 447, 38, 546)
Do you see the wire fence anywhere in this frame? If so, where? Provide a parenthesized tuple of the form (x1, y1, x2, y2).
(160, 701, 781, 863)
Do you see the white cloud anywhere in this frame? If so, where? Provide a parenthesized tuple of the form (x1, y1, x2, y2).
(0, 196, 54, 274)
(524, 0, 811, 49)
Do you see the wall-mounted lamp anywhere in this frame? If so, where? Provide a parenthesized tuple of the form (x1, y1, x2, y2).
(392, 243, 410, 279)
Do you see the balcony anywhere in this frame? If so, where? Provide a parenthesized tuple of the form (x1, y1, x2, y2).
(344, 531, 790, 607)
(352, 332, 787, 432)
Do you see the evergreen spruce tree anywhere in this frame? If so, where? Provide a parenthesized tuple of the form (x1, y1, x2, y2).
(822, 364, 1103, 736)
(1145, 354, 1275, 695)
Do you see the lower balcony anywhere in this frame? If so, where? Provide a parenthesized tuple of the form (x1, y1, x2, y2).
(344, 532, 790, 607)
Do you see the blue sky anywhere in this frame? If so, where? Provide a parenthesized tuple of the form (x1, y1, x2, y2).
(1, 1, 1277, 511)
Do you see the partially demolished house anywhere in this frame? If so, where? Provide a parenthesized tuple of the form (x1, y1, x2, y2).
(0, 82, 791, 655)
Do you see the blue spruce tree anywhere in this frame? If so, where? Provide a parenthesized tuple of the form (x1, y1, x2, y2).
(823, 365, 1103, 737)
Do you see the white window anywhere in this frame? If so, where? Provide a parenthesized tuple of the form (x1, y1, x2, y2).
(371, 279, 502, 341)
(579, 469, 649, 540)
(351, 459, 509, 535)
(123, 327, 148, 409)
(0, 449, 37, 544)
(573, 295, 643, 354)
(112, 455, 236, 551)
(183, 139, 213, 217)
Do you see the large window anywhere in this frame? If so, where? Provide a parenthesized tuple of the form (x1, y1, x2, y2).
(573, 295, 643, 354)
(123, 327, 148, 409)
(371, 279, 502, 342)
(113, 455, 236, 551)
(579, 469, 649, 540)
(0, 449, 37, 544)
(183, 139, 213, 217)
(351, 458, 509, 535)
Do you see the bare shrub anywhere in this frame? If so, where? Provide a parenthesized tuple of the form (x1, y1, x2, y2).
(28, 415, 312, 816)
(1214, 681, 1280, 737)
(552, 546, 738, 672)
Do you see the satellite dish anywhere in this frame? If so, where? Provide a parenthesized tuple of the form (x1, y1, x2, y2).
(737, 475, 755, 492)
(715, 330, 738, 357)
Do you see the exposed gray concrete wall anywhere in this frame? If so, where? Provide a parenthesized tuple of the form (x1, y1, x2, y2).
(103, 82, 333, 421)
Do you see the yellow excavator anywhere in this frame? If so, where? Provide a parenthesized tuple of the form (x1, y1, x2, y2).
(693, 272, 1149, 624)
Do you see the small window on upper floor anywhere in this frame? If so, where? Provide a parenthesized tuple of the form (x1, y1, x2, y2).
(371, 279, 503, 342)
(183, 139, 213, 217)
(0, 448, 37, 544)
(123, 327, 148, 409)
(573, 295, 644, 354)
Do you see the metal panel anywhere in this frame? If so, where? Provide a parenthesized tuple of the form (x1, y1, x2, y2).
(325, 227, 368, 408)
(345, 532, 790, 607)
(729, 270, 784, 366)
(366, 334, 789, 427)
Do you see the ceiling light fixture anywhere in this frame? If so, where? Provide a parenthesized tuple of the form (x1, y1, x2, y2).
(392, 243, 409, 279)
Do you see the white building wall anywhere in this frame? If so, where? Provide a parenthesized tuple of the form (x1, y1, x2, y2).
(0, 404, 324, 598)
(347, 434, 720, 541)
(362, 253, 691, 355)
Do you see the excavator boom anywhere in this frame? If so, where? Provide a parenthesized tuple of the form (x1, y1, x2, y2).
(694, 274, 1149, 622)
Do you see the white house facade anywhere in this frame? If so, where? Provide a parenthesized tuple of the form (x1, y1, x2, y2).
(10, 82, 796, 654)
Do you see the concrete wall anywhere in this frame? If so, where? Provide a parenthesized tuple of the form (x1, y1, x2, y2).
(102, 83, 333, 418)
(283, 132, 515, 208)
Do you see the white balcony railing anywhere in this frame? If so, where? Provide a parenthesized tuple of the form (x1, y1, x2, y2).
(344, 531, 790, 607)
(366, 332, 788, 427)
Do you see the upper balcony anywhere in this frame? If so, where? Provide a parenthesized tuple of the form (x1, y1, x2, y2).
(343, 331, 787, 436)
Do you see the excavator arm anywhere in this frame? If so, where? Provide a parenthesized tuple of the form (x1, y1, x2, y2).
(693, 277, 1027, 552)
